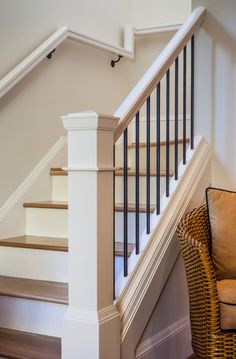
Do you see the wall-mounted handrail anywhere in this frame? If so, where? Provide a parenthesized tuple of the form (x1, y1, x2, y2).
(114, 7, 206, 142)
(0, 19, 185, 100)
(0, 27, 68, 99)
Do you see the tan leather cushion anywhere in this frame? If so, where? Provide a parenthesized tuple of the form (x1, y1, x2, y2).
(206, 187, 236, 279)
(217, 280, 236, 330)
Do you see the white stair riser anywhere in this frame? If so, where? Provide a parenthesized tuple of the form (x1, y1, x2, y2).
(0, 247, 68, 282)
(0, 246, 127, 283)
(26, 208, 148, 243)
(0, 296, 66, 337)
(128, 118, 190, 143)
(115, 175, 166, 205)
(127, 142, 188, 172)
(52, 175, 166, 205)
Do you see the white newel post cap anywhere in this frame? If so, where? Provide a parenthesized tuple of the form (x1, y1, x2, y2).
(61, 111, 119, 131)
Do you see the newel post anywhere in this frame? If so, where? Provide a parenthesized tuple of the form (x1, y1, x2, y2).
(61, 112, 120, 359)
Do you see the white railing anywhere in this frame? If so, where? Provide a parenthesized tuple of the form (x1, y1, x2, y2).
(114, 6, 206, 141)
(0, 22, 184, 99)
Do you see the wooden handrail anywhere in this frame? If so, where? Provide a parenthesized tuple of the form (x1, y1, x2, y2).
(113, 7, 206, 142)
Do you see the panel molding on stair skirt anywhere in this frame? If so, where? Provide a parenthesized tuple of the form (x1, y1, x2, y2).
(136, 316, 192, 359)
(116, 137, 211, 359)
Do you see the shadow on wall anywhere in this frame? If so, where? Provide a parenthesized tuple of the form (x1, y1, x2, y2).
(199, 11, 236, 189)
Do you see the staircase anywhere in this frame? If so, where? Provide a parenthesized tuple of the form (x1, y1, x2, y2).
(0, 135, 186, 357)
(0, 7, 210, 359)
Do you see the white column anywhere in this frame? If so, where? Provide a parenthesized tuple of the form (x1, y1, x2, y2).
(61, 112, 120, 359)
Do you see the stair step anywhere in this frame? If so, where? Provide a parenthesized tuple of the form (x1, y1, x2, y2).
(0, 236, 134, 256)
(0, 327, 61, 359)
(0, 276, 68, 304)
(50, 167, 173, 177)
(128, 138, 190, 149)
(0, 236, 67, 252)
(50, 166, 131, 176)
(23, 201, 155, 213)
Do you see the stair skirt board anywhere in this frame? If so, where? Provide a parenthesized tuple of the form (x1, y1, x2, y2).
(0, 296, 66, 337)
(135, 316, 192, 359)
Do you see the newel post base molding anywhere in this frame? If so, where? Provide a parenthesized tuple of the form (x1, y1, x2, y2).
(61, 112, 120, 359)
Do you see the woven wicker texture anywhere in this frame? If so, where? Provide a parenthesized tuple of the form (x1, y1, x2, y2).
(177, 205, 236, 358)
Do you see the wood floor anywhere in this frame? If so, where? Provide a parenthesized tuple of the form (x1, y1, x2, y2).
(0, 327, 61, 359)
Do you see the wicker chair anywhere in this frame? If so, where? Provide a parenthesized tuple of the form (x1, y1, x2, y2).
(177, 205, 236, 358)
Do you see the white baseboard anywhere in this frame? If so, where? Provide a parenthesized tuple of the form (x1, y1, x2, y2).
(136, 316, 192, 359)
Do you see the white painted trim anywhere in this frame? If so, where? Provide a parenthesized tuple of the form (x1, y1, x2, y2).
(68, 29, 134, 59)
(136, 316, 190, 358)
(114, 7, 206, 141)
(0, 136, 67, 223)
(0, 27, 68, 98)
(134, 23, 182, 36)
(0, 10, 202, 99)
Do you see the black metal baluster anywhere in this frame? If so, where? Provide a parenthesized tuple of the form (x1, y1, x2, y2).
(135, 112, 140, 254)
(166, 70, 170, 197)
(183, 46, 187, 164)
(175, 57, 179, 180)
(113, 145, 116, 298)
(123, 129, 128, 276)
(191, 35, 195, 150)
(146, 96, 151, 234)
(156, 83, 161, 215)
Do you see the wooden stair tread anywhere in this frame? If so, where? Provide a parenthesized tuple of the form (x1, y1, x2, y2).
(0, 236, 134, 256)
(128, 138, 190, 149)
(115, 203, 155, 213)
(50, 167, 130, 176)
(0, 327, 61, 359)
(0, 276, 68, 304)
(0, 236, 68, 252)
(50, 168, 174, 177)
(23, 201, 155, 213)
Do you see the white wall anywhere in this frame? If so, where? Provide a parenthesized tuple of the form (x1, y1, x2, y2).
(193, 0, 236, 190)
(132, 0, 191, 27)
(0, 0, 131, 76)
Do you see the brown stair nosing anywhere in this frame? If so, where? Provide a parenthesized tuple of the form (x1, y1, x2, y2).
(0, 327, 61, 359)
(50, 168, 174, 177)
(128, 138, 190, 149)
(0, 275, 68, 305)
(23, 201, 155, 213)
(50, 166, 131, 176)
(0, 235, 134, 256)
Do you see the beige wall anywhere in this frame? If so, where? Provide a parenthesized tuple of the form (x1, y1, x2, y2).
(132, 0, 191, 26)
(0, 0, 132, 76)
(0, 40, 133, 205)
(136, 254, 191, 358)
(193, 0, 236, 189)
